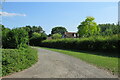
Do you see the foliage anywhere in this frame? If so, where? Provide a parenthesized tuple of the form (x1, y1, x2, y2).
(2, 25, 47, 48)
(2, 27, 29, 49)
(2, 47, 38, 76)
(13, 28, 29, 48)
(2, 26, 11, 48)
(52, 33, 62, 39)
(77, 17, 100, 37)
(22, 25, 45, 38)
(41, 35, 119, 52)
(30, 32, 47, 46)
(22, 25, 47, 45)
(51, 26, 67, 35)
(98, 24, 120, 36)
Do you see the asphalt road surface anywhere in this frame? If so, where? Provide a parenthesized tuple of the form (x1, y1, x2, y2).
(5, 47, 117, 78)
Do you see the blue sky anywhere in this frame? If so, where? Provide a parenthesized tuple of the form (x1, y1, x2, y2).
(2, 2, 118, 34)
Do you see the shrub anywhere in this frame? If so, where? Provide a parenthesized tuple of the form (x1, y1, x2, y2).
(13, 28, 29, 48)
(2, 27, 11, 48)
(52, 33, 62, 39)
(30, 32, 47, 46)
(2, 28, 29, 49)
(40, 35, 119, 53)
(2, 47, 38, 76)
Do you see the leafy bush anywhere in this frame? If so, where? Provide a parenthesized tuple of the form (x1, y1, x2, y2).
(2, 28, 29, 49)
(2, 47, 38, 76)
(13, 28, 29, 48)
(2, 27, 11, 48)
(52, 33, 62, 39)
(41, 35, 119, 52)
(30, 32, 47, 46)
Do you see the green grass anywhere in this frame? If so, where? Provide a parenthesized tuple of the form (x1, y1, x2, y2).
(41, 47, 118, 75)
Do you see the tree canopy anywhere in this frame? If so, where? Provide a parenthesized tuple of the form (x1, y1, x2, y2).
(77, 17, 100, 37)
(30, 32, 47, 46)
(22, 25, 45, 38)
(98, 23, 120, 36)
(2, 25, 47, 48)
(2, 27, 28, 49)
(51, 26, 67, 35)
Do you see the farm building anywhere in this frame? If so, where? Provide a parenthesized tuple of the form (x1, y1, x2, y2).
(62, 32, 79, 38)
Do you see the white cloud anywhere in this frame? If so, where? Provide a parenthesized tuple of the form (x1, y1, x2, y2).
(0, 12, 26, 17)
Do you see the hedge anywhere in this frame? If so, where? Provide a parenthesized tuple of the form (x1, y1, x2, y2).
(2, 47, 38, 76)
(2, 28, 29, 49)
(40, 35, 119, 53)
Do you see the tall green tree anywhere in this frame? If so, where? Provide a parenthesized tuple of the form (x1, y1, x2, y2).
(21, 25, 47, 45)
(77, 17, 100, 37)
(22, 25, 45, 38)
(51, 26, 67, 35)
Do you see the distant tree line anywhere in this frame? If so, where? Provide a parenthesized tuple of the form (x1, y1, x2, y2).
(98, 23, 120, 36)
(1, 25, 47, 49)
(50, 17, 120, 39)
(1, 16, 120, 48)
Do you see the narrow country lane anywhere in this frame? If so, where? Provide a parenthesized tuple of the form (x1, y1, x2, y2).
(4, 47, 117, 78)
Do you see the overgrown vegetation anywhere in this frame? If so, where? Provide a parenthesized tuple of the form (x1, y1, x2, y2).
(2, 26, 28, 49)
(2, 47, 38, 76)
(1, 25, 47, 76)
(2, 25, 47, 48)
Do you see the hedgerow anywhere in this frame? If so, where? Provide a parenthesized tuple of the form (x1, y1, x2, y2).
(40, 35, 119, 52)
(2, 47, 38, 76)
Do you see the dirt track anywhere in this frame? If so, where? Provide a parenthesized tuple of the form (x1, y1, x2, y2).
(5, 47, 117, 78)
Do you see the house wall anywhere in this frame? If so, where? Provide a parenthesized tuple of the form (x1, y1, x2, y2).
(64, 33, 79, 38)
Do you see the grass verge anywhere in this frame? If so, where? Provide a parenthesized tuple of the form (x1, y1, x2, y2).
(2, 47, 38, 77)
(41, 47, 118, 75)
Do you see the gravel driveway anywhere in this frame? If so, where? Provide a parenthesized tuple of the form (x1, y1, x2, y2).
(4, 47, 117, 78)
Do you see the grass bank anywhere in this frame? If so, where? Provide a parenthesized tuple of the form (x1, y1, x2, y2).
(2, 47, 38, 76)
(41, 47, 118, 75)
